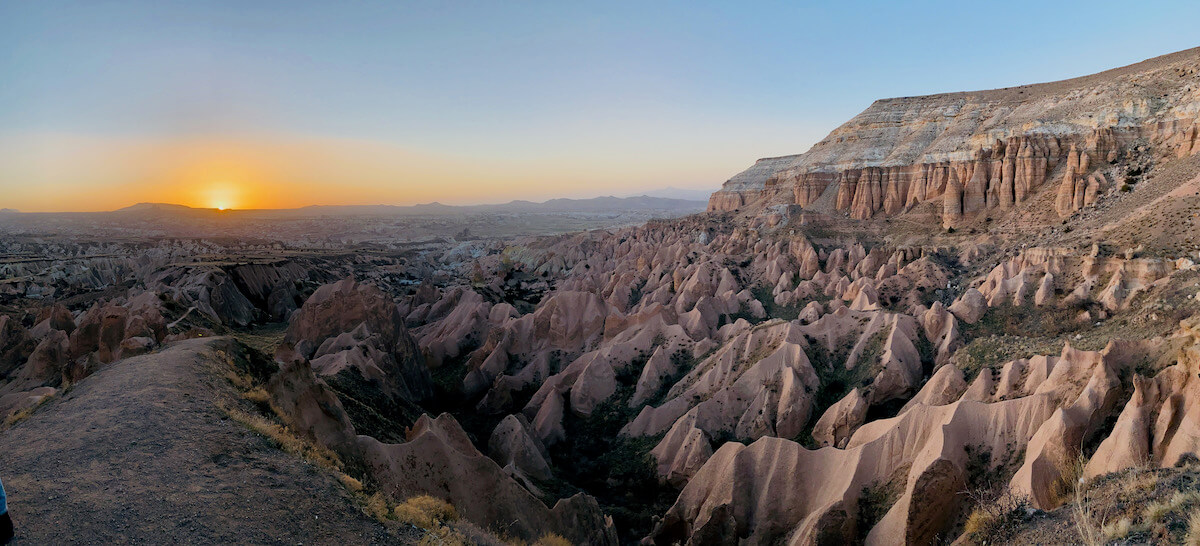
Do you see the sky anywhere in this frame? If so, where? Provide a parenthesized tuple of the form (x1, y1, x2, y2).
(1, 1, 1198, 212)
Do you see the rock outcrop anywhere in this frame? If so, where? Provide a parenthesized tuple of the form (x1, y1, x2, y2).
(278, 278, 432, 404)
(268, 358, 617, 545)
(1085, 317, 1200, 477)
(650, 341, 1135, 544)
(709, 47, 1200, 227)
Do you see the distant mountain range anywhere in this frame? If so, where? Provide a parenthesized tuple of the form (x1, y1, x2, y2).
(104, 193, 708, 218)
(624, 186, 718, 201)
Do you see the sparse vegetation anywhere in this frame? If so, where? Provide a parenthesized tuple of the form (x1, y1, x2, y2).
(394, 494, 460, 529)
(2, 394, 54, 429)
(1050, 454, 1087, 507)
(220, 403, 343, 471)
(1186, 509, 1200, 545)
(998, 457, 1200, 544)
(533, 533, 573, 546)
(1071, 480, 1104, 546)
(547, 373, 676, 543)
(802, 330, 884, 441)
(338, 473, 364, 493)
(962, 492, 1031, 545)
(857, 464, 909, 541)
(964, 301, 1095, 343)
(324, 369, 424, 443)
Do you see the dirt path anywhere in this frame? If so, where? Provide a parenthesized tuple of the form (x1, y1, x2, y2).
(0, 337, 410, 545)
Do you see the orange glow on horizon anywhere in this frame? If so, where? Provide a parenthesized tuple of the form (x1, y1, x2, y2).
(0, 132, 729, 212)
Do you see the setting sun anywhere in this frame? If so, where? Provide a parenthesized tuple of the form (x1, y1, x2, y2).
(204, 181, 241, 211)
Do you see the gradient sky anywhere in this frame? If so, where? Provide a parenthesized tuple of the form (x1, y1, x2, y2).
(2, 1, 1199, 211)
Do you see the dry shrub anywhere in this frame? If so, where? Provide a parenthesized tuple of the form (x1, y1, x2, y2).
(962, 491, 1029, 544)
(364, 492, 391, 522)
(338, 473, 364, 493)
(419, 525, 467, 546)
(241, 386, 271, 405)
(1101, 516, 1133, 540)
(1186, 509, 1200, 546)
(1072, 480, 1104, 546)
(2, 396, 51, 429)
(395, 495, 459, 529)
(533, 533, 573, 546)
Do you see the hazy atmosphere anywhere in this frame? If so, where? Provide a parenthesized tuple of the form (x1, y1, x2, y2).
(3, 3, 1200, 545)
(3, 1, 1199, 211)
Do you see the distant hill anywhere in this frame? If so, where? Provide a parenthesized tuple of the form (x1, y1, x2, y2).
(115, 202, 198, 212)
(100, 195, 707, 218)
(624, 186, 718, 201)
(469, 195, 706, 214)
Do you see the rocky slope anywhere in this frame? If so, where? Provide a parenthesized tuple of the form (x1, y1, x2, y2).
(711, 47, 1200, 228)
(0, 337, 408, 544)
(4, 47, 1200, 546)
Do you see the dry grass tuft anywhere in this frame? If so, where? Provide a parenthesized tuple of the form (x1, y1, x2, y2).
(1186, 509, 1200, 546)
(1145, 498, 1173, 523)
(963, 491, 1029, 544)
(1101, 516, 1133, 540)
(364, 492, 391, 522)
(2, 391, 57, 429)
(1051, 453, 1088, 506)
(224, 368, 254, 390)
(240, 386, 272, 405)
(3, 401, 45, 428)
(219, 403, 342, 471)
(1072, 479, 1104, 546)
(418, 525, 467, 546)
(1172, 490, 1200, 509)
(338, 473, 364, 493)
(1143, 489, 1200, 524)
(533, 533, 573, 546)
(380, 495, 468, 546)
(394, 495, 459, 529)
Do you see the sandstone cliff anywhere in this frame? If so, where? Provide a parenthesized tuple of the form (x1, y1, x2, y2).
(710, 47, 1200, 227)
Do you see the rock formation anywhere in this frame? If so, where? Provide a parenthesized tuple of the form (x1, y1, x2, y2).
(710, 47, 1200, 228)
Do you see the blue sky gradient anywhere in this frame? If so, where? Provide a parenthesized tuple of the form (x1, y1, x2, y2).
(2, 1, 1198, 210)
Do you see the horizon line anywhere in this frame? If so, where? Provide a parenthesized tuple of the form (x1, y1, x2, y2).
(0, 190, 718, 215)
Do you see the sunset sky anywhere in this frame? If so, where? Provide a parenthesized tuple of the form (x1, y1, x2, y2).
(2, 1, 1199, 212)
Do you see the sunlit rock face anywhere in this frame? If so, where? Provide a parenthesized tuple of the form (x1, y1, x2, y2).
(710, 47, 1200, 227)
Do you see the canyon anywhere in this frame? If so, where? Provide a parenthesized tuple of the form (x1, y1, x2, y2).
(2, 47, 1200, 545)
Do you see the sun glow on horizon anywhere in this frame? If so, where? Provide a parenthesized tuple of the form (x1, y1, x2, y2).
(0, 133, 728, 212)
(203, 180, 242, 211)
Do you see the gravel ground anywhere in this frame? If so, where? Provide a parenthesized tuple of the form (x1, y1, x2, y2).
(0, 337, 411, 545)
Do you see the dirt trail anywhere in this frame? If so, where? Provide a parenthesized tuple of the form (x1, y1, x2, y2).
(0, 337, 408, 545)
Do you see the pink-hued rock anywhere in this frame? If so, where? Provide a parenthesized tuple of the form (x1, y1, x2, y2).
(650, 341, 1131, 544)
(1086, 319, 1200, 477)
(811, 388, 868, 448)
(280, 277, 431, 402)
(900, 364, 967, 414)
(269, 358, 616, 544)
(948, 288, 987, 324)
(488, 414, 553, 482)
